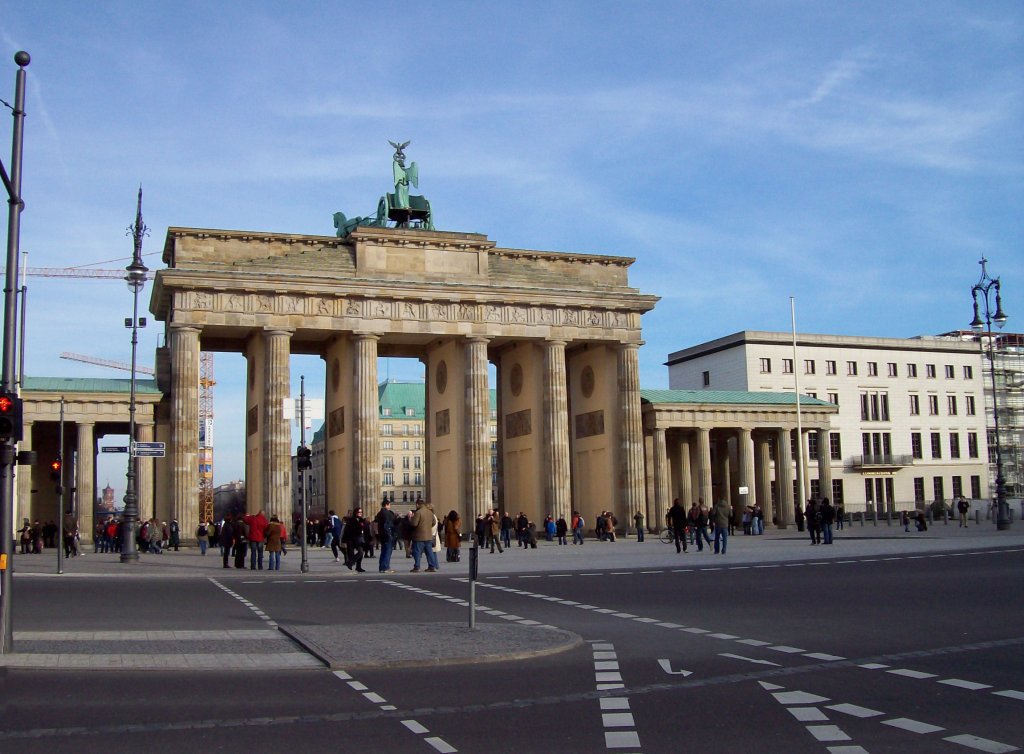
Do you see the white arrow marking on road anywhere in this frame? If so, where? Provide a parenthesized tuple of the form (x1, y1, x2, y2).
(719, 653, 781, 666)
(657, 659, 693, 676)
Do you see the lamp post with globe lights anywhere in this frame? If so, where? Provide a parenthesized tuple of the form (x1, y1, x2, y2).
(970, 256, 1010, 530)
(121, 188, 149, 561)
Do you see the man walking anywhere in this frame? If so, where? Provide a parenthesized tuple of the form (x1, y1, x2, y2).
(244, 509, 269, 570)
(956, 496, 970, 528)
(712, 498, 731, 555)
(667, 498, 688, 554)
(375, 500, 397, 573)
(410, 499, 439, 572)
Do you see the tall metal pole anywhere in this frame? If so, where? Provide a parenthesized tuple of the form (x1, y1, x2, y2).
(299, 375, 309, 573)
(121, 188, 148, 561)
(57, 398, 64, 574)
(970, 257, 1010, 530)
(0, 51, 30, 655)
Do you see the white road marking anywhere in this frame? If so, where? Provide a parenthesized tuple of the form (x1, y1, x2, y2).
(602, 713, 635, 727)
(719, 653, 780, 667)
(769, 645, 806, 653)
(888, 668, 937, 679)
(604, 731, 642, 749)
(789, 707, 829, 722)
(363, 692, 385, 704)
(807, 725, 851, 742)
(882, 717, 944, 734)
(657, 658, 694, 676)
(402, 720, 429, 734)
(805, 653, 845, 661)
(939, 679, 991, 691)
(827, 703, 883, 718)
(942, 734, 1019, 753)
(858, 663, 889, 670)
(993, 690, 1024, 701)
(772, 690, 830, 705)
(600, 698, 630, 710)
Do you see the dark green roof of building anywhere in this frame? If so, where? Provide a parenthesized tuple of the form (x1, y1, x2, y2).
(22, 376, 162, 395)
(378, 380, 496, 417)
(640, 389, 835, 407)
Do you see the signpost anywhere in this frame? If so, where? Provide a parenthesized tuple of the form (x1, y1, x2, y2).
(131, 441, 165, 458)
(101, 446, 129, 454)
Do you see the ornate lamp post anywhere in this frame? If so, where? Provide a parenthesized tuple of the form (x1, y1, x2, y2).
(121, 188, 149, 561)
(970, 256, 1010, 530)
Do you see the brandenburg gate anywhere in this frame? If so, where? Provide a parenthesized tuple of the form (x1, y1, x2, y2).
(151, 224, 658, 536)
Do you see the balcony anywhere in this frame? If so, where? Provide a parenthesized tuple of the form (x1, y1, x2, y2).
(851, 454, 914, 469)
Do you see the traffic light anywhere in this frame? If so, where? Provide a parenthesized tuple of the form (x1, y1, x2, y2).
(0, 391, 23, 442)
(296, 445, 312, 471)
(50, 458, 61, 482)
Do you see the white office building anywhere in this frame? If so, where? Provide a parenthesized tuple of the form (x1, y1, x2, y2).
(666, 332, 989, 514)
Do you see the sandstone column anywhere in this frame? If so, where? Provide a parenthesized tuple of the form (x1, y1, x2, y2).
(652, 427, 670, 530)
(492, 354, 503, 514)
(775, 428, 794, 528)
(696, 427, 713, 506)
(717, 436, 732, 512)
(464, 337, 491, 517)
(617, 344, 645, 523)
(756, 435, 773, 523)
(543, 340, 571, 522)
(75, 421, 95, 543)
(419, 355, 431, 504)
(262, 329, 293, 522)
(170, 324, 200, 537)
(137, 423, 155, 522)
(678, 436, 692, 505)
(353, 333, 380, 509)
(816, 428, 833, 501)
(738, 427, 756, 519)
(15, 421, 32, 526)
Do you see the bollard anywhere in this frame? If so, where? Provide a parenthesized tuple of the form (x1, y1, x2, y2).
(975, 509, 981, 525)
(872, 508, 877, 526)
(468, 540, 479, 629)
(886, 510, 891, 526)
(944, 510, 949, 525)
(859, 511, 864, 527)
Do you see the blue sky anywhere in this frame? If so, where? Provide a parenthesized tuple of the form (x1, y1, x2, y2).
(2, 1, 1021, 499)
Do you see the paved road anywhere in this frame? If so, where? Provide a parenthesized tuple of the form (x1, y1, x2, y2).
(2, 526, 1022, 753)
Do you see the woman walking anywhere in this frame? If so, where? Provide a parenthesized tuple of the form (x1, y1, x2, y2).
(265, 515, 284, 571)
(444, 510, 462, 562)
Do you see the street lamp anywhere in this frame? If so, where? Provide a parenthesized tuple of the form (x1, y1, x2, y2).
(121, 187, 149, 561)
(970, 256, 1010, 530)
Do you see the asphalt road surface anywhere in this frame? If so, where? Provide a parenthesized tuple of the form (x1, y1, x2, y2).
(2, 538, 1022, 753)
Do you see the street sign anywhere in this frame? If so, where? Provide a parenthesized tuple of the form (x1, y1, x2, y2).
(101, 446, 129, 453)
(132, 441, 166, 458)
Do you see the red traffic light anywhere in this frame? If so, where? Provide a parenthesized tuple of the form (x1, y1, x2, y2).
(0, 395, 12, 412)
(50, 459, 61, 472)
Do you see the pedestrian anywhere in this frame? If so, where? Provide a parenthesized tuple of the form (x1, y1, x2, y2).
(753, 503, 764, 535)
(410, 499, 439, 572)
(444, 509, 462, 562)
(219, 516, 234, 568)
(691, 502, 712, 551)
(326, 510, 343, 562)
(915, 511, 928, 532)
(805, 499, 822, 545)
(168, 519, 181, 551)
(595, 511, 607, 542)
(820, 497, 835, 545)
(957, 496, 970, 527)
(526, 521, 538, 549)
(572, 511, 585, 545)
(18, 519, 31, 554)
(516, 511, 529, 547)
(474, 514, 487, 548)
(342, 507, 368, 572)
(633, 510, 645, 542)
(401, 511, 415, 557)
(244, 509, 269, 570)
(794, 502, 805, 532)
(544, 515, 555, 542)
(835, 502, 845, 530)
(233, 516, 248, 568)
(196, 520, 209, 555)
(555, 516, 568, 545)
(265, 515, 284, 571)
(147, 517, 162, 554)
(500, 512, 513, 549)
(487, 510, 504, 554)
(712, 498, 731, 554)
(667, 498, 688, 554)
(375, 499, 397, 574)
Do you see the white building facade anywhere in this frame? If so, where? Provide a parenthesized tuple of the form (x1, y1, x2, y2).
(667, 332, 990, 513)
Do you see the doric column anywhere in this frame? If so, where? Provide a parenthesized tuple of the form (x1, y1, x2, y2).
(678, 436, 692, 505)
(756, 435, 773, 523)
(652, 428, 670, 529)
(696, 427, 713, 506)
(543, 340, 571, 521)
(75, 422, 95, 543)
(738, 427, 756, 518)
(617, 344, 645, 522)
(795, 429, 810, 504)
(717, 436, 732, 512)
(419, 355, 431, 504)
(775, 428, 794, 528)
(816, 428, 832, 501)
(15, 421, 33, 527)
(137, 423, 155, 521)
(353, 333, 380, 509)
(170, 324, 200, 536)
(464, 337, 491, 515)
(492, 354, 503, 514)
(262, 328, 293, 523)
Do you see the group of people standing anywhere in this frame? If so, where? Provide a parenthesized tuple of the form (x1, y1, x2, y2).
(216, 510, 288, 570)
(667, 498, 731, 554)
(802, 497, 837, 545)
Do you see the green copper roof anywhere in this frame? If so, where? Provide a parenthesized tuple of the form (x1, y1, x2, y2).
(641, 389, 835, 407)
(378, 380, 496, 417)
(22, 376, 162, 395)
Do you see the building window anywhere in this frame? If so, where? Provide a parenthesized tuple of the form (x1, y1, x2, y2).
(383, 472, 394, 485)
(405, 407, 415, 417)
(810, 479, 821, 500)
(908, 363, 918, 378)
(933, 476, 944, 502)
(887, 362, 898, 377)
(829, 433, 842, 460)
(926, 364, 936, 378)
(414, 441, 422, 450)
(965, 395, 976, 415)
(864, 479, 874, 503)
(950, 433, 960, 459)
(909, 394, 920, 415)
(782, 358, 793, 374)
(403, 424, 410, 435)
(971, 475, 981, 498)
(952, 476, 963, 498)
(827, 392, 839, 406)
(759, 358, 771, 373)
(382, 424, 393, 436)
(383, 456, 394, 469)
(928, 395, 939, 415)
(402, 456, 410, 469)
(804, 359, 815, 374)
(911, 432, 922, 459)
(383, 440, 393, 450)
(403, 473, 410, 485)
(414, 473, 422, 485)
(808, 432, 819, 460)
(702, 370, 710, 387)
(947, 395, 958, 416)
(860, 392, 889, 421)
(831, 479, 844, 505)
(914, 477, 925, 502)
(945, 365, 955, 379)
(963, 365, 973, 380)
(402, 440, 410, 450)
(826, 360, 837, 376)
(967, 432, 978, 458)
(867, 362, 878, 377)
(931, 432, 942, 459)
(847, 361, 858, 376)
(414, 456, 421, 469)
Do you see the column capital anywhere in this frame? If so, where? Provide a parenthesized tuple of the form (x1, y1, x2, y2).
(465, 335, 491, 345)
(352, 331, 381, 342)
(169, 323, 201, 335)
(544, 339, 568, 348)
(263, 327, 295, 337)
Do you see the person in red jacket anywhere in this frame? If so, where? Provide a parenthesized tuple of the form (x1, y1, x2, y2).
(244, 509, 269, 570)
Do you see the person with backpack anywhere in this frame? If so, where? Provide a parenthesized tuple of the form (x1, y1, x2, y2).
(196, 520, 209, 555)
(572, 511, 585, 545)
(219, 516, 234, 568)
(805, 499, 822, 545)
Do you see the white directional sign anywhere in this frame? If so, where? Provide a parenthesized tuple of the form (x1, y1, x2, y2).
(101, 446, 129, 454)
(657, 659, 693, 676)
(132, 441, 166, 458)
(284, 397, 324, 425)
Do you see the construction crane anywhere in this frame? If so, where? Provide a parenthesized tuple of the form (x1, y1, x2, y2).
(60, 351, 156, 375)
